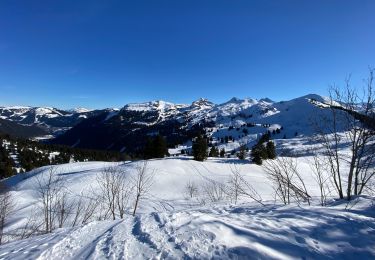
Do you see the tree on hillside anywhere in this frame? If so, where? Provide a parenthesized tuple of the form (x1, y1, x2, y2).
(192, 135, 208, 161)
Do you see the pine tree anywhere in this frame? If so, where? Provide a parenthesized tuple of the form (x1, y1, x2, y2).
(266, 141, 276, 159)
(237, 145, 247, 160)
(251, 143, 267, 165)
(143, 135, 168, 159)
(209, 146, 219, 157)
(192, 135, 208, 161)
(153, 135, 168, 158)
(220, 148, 225, 158)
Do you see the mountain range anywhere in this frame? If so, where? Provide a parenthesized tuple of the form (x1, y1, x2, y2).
(1, 94, 335, 152)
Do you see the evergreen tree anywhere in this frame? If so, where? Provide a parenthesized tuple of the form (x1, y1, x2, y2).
(0, 146, 14, 178)
(153, 135, 168, 158)
(251, 143, 268, 165)
(209, 146, 219, 157)
(143, 135, 168, 159)
(192, 135, 208, 161)
(220, 148, 225, 158)
(237, 145, 247, 160)
(266, 141, 276, 159)
(250, 132, 276, 165)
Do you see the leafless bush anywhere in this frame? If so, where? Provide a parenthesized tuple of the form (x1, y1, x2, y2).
(16, 208, 44, 240)
(313, 69, 375, 200)
(309, 151, 331, 206)
(201, 180, 226, 203)
(71, 194, 99, 226)
(184, 180, 199, 199)
(55, 191, 75, 228)
(227, 167, 242, 204)
(228, 165, 264, 206)
(264, 156, 311, 205)
(96, 165, 132, 220)
(132, 161, 155, 216)
(0, 183, 14, 244)
(35, 166, 66, 233)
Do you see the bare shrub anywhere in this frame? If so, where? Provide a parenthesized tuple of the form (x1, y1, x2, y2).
(132, 161, 155, 216)
(309, 151, 331, 206)
(96, 165, 132, 220)
(228, 165, 264, 206)
(55, 191, 74, 228)
(201, 180, 226, 203)
(313, 69, 375, 200)
(0, 183, 14, 244)
(35, 166, 65, 233)
(264, 156, 310, 205)
(71, 194, 99, 226)
(184, 180, 199, 199)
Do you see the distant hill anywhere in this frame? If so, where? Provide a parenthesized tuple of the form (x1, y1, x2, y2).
(0, 118, 47, 138)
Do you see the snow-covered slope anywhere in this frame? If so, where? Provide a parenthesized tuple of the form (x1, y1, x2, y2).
(1, 155, 374, 259)
(2, 199, 374, 260)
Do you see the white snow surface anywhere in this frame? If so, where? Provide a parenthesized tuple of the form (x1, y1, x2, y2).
(1, 155, 374, 259)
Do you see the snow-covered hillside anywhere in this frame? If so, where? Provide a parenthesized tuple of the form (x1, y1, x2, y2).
(1, 152, 374, 259)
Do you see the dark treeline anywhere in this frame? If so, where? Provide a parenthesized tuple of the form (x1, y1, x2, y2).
(0, 133, 131, 177)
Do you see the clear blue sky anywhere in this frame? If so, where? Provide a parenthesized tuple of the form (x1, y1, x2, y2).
(0, 0, 374, 109)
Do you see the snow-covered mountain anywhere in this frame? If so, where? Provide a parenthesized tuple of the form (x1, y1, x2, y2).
(2, 94, 354, 151)
(51, 94, 339, 152)
(0, 106, 114, 136)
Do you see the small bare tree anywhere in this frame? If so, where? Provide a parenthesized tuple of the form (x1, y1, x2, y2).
(228, 165, 265, 206)
(201, 180, 226, 203)
(264, 156, 310, 205)
(55, 191, 74, 228)
(96, 165, 131, 220)
(184, 180, 199, 199)
(0, 183, 14, 244)
(116, 174, 133, 219)
(35, 166, 65, 233)
(71, 194, 99, 227)
(227, 166, 242, 204)
(314, 69, 375, 200)
(309, 151, 330, 206)
(132, 161, 154, 216)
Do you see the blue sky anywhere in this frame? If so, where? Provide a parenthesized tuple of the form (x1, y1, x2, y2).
(0, 0, 374, 109)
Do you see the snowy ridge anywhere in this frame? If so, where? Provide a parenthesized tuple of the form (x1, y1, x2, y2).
(68, 107, 93, 113)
